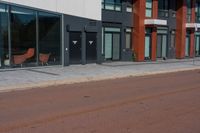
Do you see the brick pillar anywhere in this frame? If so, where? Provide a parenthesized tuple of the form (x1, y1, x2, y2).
(192, 0, 196, 22)
(152, 0, 158, 18)
(176, 0, 187, 59)
(190, 0, 196, 57)
(132, 0, 146, 61)
(151, 27, 157, 61)
(190, 30, 195, 57)
(151, 0, 158, 61)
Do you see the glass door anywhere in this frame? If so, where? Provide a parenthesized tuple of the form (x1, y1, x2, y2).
(105, 33, 112, 59)
(103, 27, 121, 61)
(161, 35, 167, 58)
(112, 33, 120, 60)
(145, 35, 151, 60)
(195, 35, 200, 56)
(157, 35, 162, 58)
(185, 35, 190, 57)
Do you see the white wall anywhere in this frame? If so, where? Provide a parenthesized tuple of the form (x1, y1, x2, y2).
(0, 0, 101, 20)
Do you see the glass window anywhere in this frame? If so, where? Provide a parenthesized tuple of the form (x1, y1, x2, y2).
(105, 27, 121, 32)
(11, 6, 37, 67)
(196, 2, 200, 22)
(126, 6, 132, 13)
(146, 0, 152, 17)
(102, 0, 122, 11)
(157, 27, 168, 34)
(187, 0, 192, 22)
(102, 28, 104, 54)
(39, 12, 61, 65)
(158, 0, 169, 17)
(126, 28, 132, 49)
(158, 0, 168, 10)
(0, 4, 9, 68)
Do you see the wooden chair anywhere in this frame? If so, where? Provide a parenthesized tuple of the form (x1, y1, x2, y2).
(39, 53, 51, 65)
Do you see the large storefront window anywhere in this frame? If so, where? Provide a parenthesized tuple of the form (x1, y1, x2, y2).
(146, 0, 152, 17)
(39, 12, 61, 65)
(0, 3, 61, 69)
(102, 0, 122, 11)
(11, 6, 37, 67)
(0, 4, 9, 68)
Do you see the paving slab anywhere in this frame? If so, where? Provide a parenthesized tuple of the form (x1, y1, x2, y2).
(0, 58, 200, 92)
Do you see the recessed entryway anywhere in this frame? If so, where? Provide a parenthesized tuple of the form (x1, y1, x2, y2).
(103, 27, 121, 61)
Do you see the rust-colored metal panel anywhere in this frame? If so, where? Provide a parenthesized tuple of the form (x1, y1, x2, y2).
(190, 0, 196, 57)
(151, 27, 157, 61)
(191, 0, 196, 22)
(152, 0, 158, 19)
(190, 30, 195, 57)
(175, 0, 187, 59)
(132, 0, 146, 61)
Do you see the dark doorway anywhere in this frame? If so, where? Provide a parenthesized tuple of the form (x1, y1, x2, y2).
(69, 32, 82, 64)
(86, 32, 97, 63)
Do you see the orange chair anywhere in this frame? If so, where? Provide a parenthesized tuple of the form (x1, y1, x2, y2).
(25, 48, 35, 59)
(39, 53, 51, 65)
(13, 54, 27, 67)
(13, 48, 35, 67)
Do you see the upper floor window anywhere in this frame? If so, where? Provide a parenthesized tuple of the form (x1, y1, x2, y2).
(146, 0, 152, 17)
(158, 0, 169, 17)
(196, 2, 200, 22)
(102, 0, 122, 11)
(187, 0, 192, 22)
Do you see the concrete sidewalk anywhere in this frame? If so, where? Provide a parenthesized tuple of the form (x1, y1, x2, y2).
(0, 58, 200, 92)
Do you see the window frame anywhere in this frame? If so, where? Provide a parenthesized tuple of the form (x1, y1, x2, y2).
(146, 0, 153, 18)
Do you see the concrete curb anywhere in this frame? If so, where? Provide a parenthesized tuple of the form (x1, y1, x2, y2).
(0, 67, 199, 93)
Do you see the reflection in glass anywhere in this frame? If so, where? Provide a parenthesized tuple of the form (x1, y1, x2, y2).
(39, 12, 61, 65)
(11, 6, 36, 67)
(0, 4, 9, 68)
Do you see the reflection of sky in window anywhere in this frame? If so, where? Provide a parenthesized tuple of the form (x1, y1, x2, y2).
(0, 4, 8, 31)
(39, 12, 60, 17)
(104, 0, 121, 4)
(11, 6, 36, 25)
(105, 0, 115, 4)
(0, 4, 7, 13)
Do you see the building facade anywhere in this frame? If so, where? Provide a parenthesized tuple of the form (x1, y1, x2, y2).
(0, 0, 199, 69)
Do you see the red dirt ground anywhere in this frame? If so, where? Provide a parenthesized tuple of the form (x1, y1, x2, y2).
(0, 70, 200, 133)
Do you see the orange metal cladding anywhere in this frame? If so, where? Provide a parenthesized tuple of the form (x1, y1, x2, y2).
(176, 0, 187, 59)
(151, 0, 158, 61)
(190, 0, 196, 57)
(132, 0, 145, 61)
(132, 0, 158, 61)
